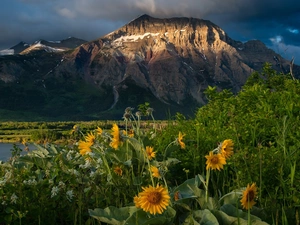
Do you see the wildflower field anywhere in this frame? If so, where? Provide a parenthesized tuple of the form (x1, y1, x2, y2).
(0, 64, 299, 225)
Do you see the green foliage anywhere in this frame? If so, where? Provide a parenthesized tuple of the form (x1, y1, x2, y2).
(30, 129, 60, 142)
(1, 63, 299, 224)
(154, 63, 300, 224)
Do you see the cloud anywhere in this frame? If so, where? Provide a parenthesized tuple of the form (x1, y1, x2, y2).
(56, 8, 76, 19)
(269, 35, 300, 63)
(287, 28, 299, 34)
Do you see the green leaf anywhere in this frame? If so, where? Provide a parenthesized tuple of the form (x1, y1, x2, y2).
(212, 210, 248, 225)
(181, 214, 200, 225)
(219, 189, 244, 206)
(220, 204, 261, 221)
(89, 206, 138, 225)
(125, 206, 176, 225)
(193, 209, 219, 225)
(128, 138, 145, 163)
(174, 177, 205, 200)
(164, 157, 181, 167)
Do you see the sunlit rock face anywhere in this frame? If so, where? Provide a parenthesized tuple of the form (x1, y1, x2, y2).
(0, 14, 298, 119)
(70, 14, 293, 106)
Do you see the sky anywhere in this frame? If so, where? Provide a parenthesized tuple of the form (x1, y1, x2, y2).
(1, 0, 300, 64)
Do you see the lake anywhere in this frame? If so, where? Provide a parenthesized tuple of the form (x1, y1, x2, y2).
(0, 143, 36, 161)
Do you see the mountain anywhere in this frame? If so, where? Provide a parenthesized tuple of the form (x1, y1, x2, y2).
(0, 37, 87, 56)
(0, 15, 299, 121)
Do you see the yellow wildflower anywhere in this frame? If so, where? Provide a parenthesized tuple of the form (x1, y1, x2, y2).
(134, 184, 170, 215)
(205, 151, 226, 171)
(96, 127, 103, 135)
(240, 183, 258, 210)
(178, 132, 186, 149)
(114, 166, 123, 176)
(150, 166, 161, 178)
(221, 139, 234, 158)
(146, 146, 156, 160)
(110, 124, 122, 149)
(78, 140, 92, 155)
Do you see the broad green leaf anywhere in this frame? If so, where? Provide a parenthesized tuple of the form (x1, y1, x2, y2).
(219, 189, 244, 206)
(220, 204, 261, 221)
(213, 209, 270, 225)
(89, 206, 138, 225)
(181, 214, 200, 225)
(193, 209, 219, 225)
(212, 209, 247, 225)
(127, 138, 145, 163)
(164, 157, 181, 167)
(125, 206, 175, 225)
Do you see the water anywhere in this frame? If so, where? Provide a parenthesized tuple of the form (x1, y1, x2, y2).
(0, 143, 35, 161)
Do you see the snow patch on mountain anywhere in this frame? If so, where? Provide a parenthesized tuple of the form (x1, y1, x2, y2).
(0, 49, 14, 56)
(20, 41, 66, 54)
(112, 33, 160, 46)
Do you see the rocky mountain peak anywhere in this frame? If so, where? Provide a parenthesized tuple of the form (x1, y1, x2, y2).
(0, 15, 298, 120)
(63, 15, 298, 116)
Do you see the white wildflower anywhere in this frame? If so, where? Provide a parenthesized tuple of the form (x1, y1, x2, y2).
(51, 186, 59, 198)
(58, 181, 66, 189)
(30, 179, 37, 185)
(4, 171, 12, 180)
(0, 179, 7, 186)
(24, 179, 37, 186)
(68, 169, 80, 176)
(90, 171, 95, 178)
(87, 152, 95, 158)
(97, 158, 103, 164)
(2, 201, 6, 205)
(66, 150, 74, 160)
(79, 159, 91, 169)
(10, 193, 18, 204)
(66, 190, 74, 202)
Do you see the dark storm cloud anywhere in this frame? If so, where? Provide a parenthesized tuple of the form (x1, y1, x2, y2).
(1, 0, 299, 63)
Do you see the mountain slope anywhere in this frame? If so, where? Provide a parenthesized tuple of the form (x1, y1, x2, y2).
(0, 15, 299, 121)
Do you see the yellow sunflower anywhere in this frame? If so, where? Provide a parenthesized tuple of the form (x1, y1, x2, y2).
(178, 132, 186, 149)
(21, 138, 27, 146)
(71, 125, 79, 134)
(110, 124, 122, 149)
(240, 183, 258, 210)
(146, 146, 156, 160)
(134, 195, 142, 208)
(134, 184, 170, 215)
(174, 191, 181, 201)
(78, 140, 92, 155)
(221, 139, 234, 158)
(85, 132, 96, 144)
(205, 151, 226, 171)
(114, 166, 123, 176)
(122, 129, 134, 138)
(96, 127, 103, 135)
(150, 166, 161, 178)
(127, 129, 134, 138)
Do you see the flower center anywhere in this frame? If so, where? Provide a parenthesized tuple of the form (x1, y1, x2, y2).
(211, 156, 219, 164)
(147, 192, 162, 204)
(247, 190, 255, 201)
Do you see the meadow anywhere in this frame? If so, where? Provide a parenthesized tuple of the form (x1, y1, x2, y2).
(0, 63, 299, 225)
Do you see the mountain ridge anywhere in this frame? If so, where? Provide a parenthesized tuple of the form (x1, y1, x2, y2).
(0, 15, 299, 121)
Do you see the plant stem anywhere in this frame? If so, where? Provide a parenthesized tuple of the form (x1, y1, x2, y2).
(205, 168, 210, 204)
